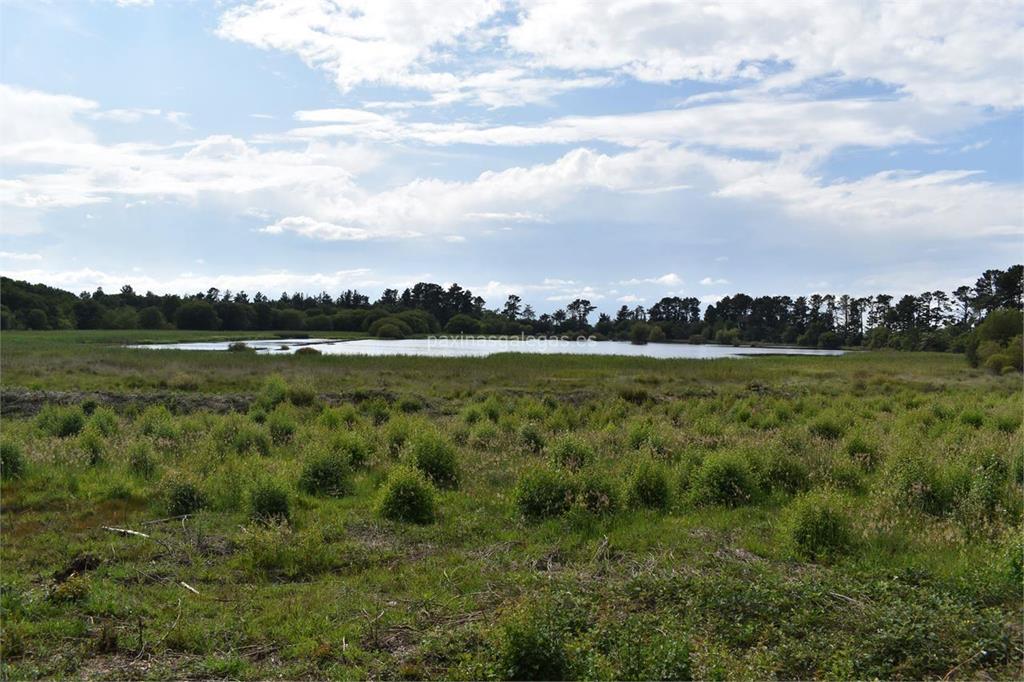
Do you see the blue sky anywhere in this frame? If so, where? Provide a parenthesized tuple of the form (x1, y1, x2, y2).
(1, 0, 1021, 312)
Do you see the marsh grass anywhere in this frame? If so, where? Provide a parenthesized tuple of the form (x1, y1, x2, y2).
(0, 332, 1021, 679)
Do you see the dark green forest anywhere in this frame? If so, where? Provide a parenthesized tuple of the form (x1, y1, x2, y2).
(2, 265, 1021, 369)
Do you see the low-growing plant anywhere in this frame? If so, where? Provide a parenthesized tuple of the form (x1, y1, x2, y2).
(690, 451, 758, 507)
(286, 380, 317, 407)
(88, 406, 119, 437)
(548, 435, 594, 470)
(514, 468, 574, 520)
(255, 375, 289, 411)
(882, 451, 966, 517)
(808, 415, 846, 440)
(137, 405, 179, 440)
(329, 431, 372, 468)
(163, 478, 206, 516)
(232, 422, 272, 456)
(495, 603, 575, 681)
(376, 466, 436, 524)
(128, 441, 156, 478)
(298, 452, 352, 497)
(573, 470, 620, 515)
(626, 458, 672, 510)
(1, 441, 26, 479)
(266, 407, 297, 445)
(407, 431, 459, 488)
(250, 481, 291, 523)
(36, 404, 85, 438)
(760, 451, 810, 495)
(786, 492, 853, 560)
(519, 423, 546, 454)
(78, 425, 105, 465)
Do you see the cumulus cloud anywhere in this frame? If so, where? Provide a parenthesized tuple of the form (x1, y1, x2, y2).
(619, 273, 683, 286)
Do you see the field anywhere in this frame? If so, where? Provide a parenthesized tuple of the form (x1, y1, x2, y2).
(1, 331, 1022, 680)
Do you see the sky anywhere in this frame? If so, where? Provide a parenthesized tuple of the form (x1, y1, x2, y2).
(1, 0, 1022, 313)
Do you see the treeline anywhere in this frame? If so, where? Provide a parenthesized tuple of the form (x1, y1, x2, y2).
(1, 266, 1020, 362)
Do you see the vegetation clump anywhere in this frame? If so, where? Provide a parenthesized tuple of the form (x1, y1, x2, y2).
(250, 481, 291, 523)
(548, 435, 594, 470)
(298, 452, 352, 497)
(0, 442, 26, 479)
(514, 468, 574, 520)
(625, 458, 671, 510)
(786, 492, 853, 560)
(690, 452, 758, 506)
(163, 479, 206, 516)
(407, 431, 459, 488)
(36, 404, 85, 438)
(376, 466, 436, 524)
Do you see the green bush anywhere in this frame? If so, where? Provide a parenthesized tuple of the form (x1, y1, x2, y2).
(959, 410, 984, 428)
(255, 375, 288, 411)
(625, 459, 671, 510)
(407, 431, 459, 488)
(298, 452, 352, 497)
(519, 423, 546, 453)
(78, 425, 105, 465)
(36, 404, 85, 438)
(808, 415, 846, 440)
(1, 442, 26, 479)
(136, 405, 179, 440)
(514, 468, 574, 520)
(163, 479, 206, 516)
(376, 466, 436, 524)
(882, 452, 966, 517)
(786, 492, 853, 560)
(329, 431, 372, 468)
(548, 435, 594, 470)
(844, 433, 880, 470)
(128, 442, 156, 479)
(286, 381, 317, 407)
(496, 604, 573, 681)
(266, 408, 297, 445)
(251, 481, 291, 523)
(232, 423, 272, 456)
(690, 452, 758, 507)
(760, 452, 810, 495)
(573, 470, 620, 515)
(88, 406, 119, 437)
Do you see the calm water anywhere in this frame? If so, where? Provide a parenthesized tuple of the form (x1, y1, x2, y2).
(132, 337, 845, 359)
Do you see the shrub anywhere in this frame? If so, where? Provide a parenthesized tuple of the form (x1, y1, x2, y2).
(808, 415, 845, 440)
(266, 408, 297, 445)
(137, 405, 179, 440)
(514, 468, 574, 520)
(227, 341, 254, 353)
(78, 426, 105, 465)
(626, 459, 671, 511)
(232, 423, 272, 456)
(286, 381, 317, 407)
(36, 404, 85, 438)
(163, 479, 206, 516)
(573, 470, 620, 515)
(128, 442, 156, 478)
(844, 433, 880, 470)
(519, 423, 546, 454)
(786, 492, 853, 560)
(630, 323, 651, 345)
(883, 452, 964, 517)
(761, 452, 810, 495)
(255, 375, 288, 411)
(294, 346, 322, 356)
(376, 466, 436, 524)
(88, 407, 119, 437)
(407, 431, 459, 488)
(444, 314, 482, 334)
(959, 410, 984, 428)
(690, 452, 758, 507)
(251, 481, 291, 523)
(1, 442, 26, 479)
(396, 396, 422, 413)
(298, 452, 352, 497)
(548, 435, 594, 470)
(329, 431, 372, 468)
(496, 604, 573, 681)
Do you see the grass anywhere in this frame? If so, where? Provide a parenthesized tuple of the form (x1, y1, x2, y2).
(0, 330, 1021, 679)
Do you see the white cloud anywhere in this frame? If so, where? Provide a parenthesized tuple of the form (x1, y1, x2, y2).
(261, 216, 372, 241)
(507, 0, 1024, 109)
(0, 251, 43, 261)
(619, 273, 683, 286)
(617, 294, 644, 303)
(700, 277, 729, 285)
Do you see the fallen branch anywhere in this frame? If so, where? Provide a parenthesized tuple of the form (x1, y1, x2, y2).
(102, 526, 151, 539)
(179, 581, 200, 596)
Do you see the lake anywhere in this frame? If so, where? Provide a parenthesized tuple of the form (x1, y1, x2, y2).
(131, 337, 846, 359)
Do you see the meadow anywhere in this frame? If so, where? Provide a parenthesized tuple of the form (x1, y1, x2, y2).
(1, 331, 1021, 679)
